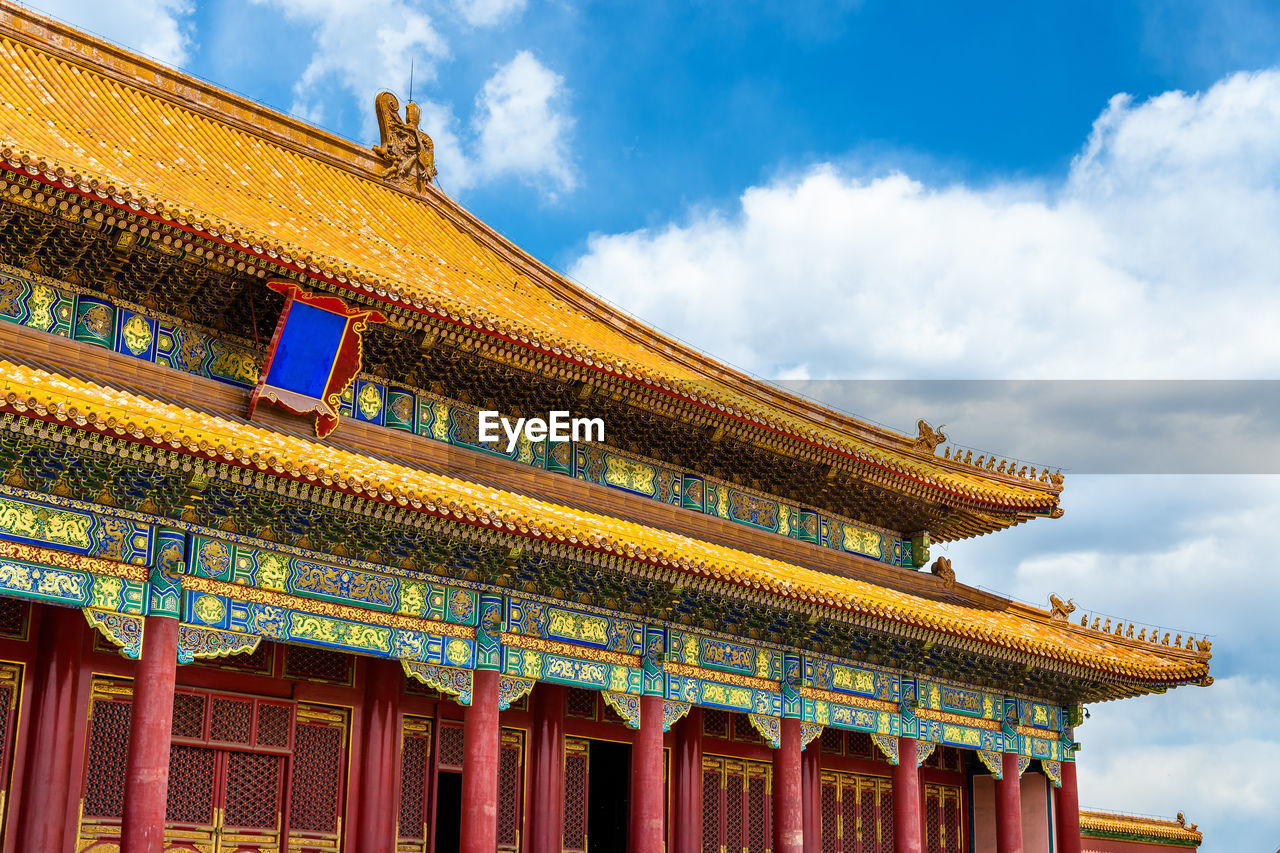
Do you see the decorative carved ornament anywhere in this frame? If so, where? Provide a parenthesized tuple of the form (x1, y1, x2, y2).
(747, 713, 781, 748)
(913, 420, 947, 454)
(1042, 759, 1063, 788)
(372, 91, 438, 192)
(800, 722, 824, 751)
(662, 700, 692, 732)
(602, 691, 641, 729)
(84, 608, 142, 659)
(870, 733, 899, 766)
(930, 556, 955, 588)
(1049, 594, 1076, 621)
(402, 660, 473, 705)
(976, 749, 1003, 779)
(497, 676, 535, 711)
(915, 740, 938, 767)
(176, 624, 261, 665)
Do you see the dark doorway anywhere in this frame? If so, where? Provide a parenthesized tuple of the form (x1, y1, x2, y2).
(434, 770, 462, 853)
(587, 739, 631, 853)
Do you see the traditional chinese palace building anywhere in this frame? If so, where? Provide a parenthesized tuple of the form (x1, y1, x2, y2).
(0, 7, 1210, 853)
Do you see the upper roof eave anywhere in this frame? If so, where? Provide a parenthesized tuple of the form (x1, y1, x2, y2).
(0, 4, 1063, 523)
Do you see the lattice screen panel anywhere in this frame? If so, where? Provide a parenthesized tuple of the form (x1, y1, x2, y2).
(746, 772, 768, 853)
(563, 738, 588, 853)
(398, 726, 430, 844)
(821, 777, 840, 852)
(840, 778, 858, 853)
(209, 696, 253, 745)
(284, 645, 353, 684)
(165, 744, 216, 825)
(925, 786, 941, 852)
(255, 702, 292, 749)
(438, 724, 465, 769)
(566, 688, 597, 719)
(821, 726, 845, 755)
(82, 699, 131, 818)
(725, 765, 744, 853)
(171, 692, 207, 740)
(225, 751, 283, 831)
(497, 729, 524, 852)
(702, 755, 771, 853)
(0, 597, 27, 637)
(701, 767, 720, 853)
(290, 710, 347, 836)
(923, 783, 963, 853)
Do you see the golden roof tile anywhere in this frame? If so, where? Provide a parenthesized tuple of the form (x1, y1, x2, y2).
(0, 358, 1208, 688)
(0, 6, 1062, 520)
(1080, 810, 1202, 847)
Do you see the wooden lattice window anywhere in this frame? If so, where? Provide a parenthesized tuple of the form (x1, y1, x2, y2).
(288, 705, 348, 844)
(0, 598, 28, 639)
(923, 782, 963, 853)
(821, 726, 845, 755)
(702, 709, 730, 739)
(746, 769, 769, 853)
(283, 645, 353, 684)
(438, 723, 465, 769)
(82, 697, 132, 818)
(814, 769, 896, 853)
(0, 662, 21, 830)
(702, 755, 772, 853)
(848, 731, 875, 759)
(564, 738, 589, 853)
(497, 729, 525, 852)
(398, 716, 432, 848)
(566, 688, 597, 720)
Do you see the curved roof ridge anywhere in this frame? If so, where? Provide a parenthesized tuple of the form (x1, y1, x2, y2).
(0, 4, 1064, 522)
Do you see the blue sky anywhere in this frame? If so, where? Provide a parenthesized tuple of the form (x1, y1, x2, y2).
(30, 0, 1280, 848)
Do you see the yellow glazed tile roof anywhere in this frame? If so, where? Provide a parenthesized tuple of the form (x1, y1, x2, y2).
(0, 358, 1208, 687)
(0, 8, 1061, 518)
(1080, 810, 1202, 847)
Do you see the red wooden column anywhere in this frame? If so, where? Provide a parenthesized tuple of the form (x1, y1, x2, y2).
(995, 752, 1025, 853)
(773, 716, 804, 853)
(801, 737, 821, 853)
(529, 684, 566, 853)
(672, 707, 703, 853)
(1054, 761, 1082, 853)
(462, 668, 501, 853)
(630, 694, 665, 853)
(354, 658, 403, 852)
(892, 736, 923, 853)
(14, 605, 87, 851)
(120, 614, 180, 852)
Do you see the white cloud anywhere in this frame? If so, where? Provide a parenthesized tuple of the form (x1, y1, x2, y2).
(32, 0, 194, 66)
(452, 0, 526, 27)
(471, 50, 575, 194)
(945, 474, 1280, 848)
(250, 0, 449, 134)
(249, 2, 573, 196)
(568, 70, 1280, 380)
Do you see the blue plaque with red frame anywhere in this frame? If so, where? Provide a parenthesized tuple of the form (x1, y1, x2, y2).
(248, 280, 387, 438)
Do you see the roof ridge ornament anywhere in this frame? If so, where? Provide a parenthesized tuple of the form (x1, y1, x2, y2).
(372, 91, 438, 193)
(912, 419, 947, 454)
